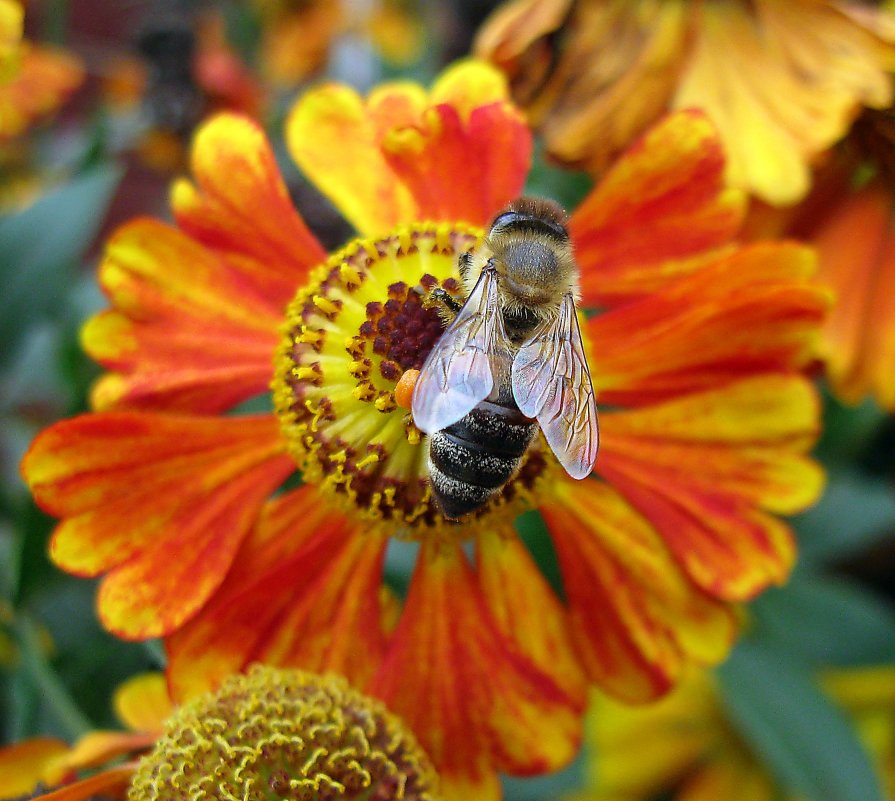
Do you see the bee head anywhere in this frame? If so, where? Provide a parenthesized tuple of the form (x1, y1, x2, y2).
(484, 197, 578, 313)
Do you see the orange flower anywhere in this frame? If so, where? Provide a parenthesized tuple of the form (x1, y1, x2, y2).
(475, 0, 895, 205)
(0, 39, 83, 140)
(21, 61, 829, 800)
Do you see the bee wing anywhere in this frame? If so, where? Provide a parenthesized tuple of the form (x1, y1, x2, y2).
(412, 268, 508, 433)
(512, 293, 599, 479)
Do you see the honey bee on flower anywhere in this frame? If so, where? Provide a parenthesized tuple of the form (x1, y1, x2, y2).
(411, 196, 598, 519)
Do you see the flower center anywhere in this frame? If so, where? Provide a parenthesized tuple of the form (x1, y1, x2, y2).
(273, 222, 550, 536)
(128, 666, 440, 801)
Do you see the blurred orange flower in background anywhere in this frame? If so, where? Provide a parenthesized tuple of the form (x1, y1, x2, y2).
(20, 61, 829, 799)
(0, 673, 169, 800)
(0, 0, 83, 140)
(475, 0, 895, 205)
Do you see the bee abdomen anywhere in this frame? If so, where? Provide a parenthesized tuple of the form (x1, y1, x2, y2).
(427, 402, 537, 520)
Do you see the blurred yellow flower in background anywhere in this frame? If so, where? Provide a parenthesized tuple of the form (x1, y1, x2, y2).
(569, 665, 895, 801)
(476, 0, 895, 205)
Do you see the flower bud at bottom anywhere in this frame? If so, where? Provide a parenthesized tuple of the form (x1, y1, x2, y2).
(128, 665, 440, 801)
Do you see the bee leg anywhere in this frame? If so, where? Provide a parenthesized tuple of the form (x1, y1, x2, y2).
(428, 287, 463, 323)
(458, 251, 473, 281)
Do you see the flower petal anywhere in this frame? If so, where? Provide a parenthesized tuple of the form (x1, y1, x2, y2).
(47, 732, 155, 781)
(0, 738, 69, 798)
(370, 540, 582, 799)
(595, 376, 822, 600)
(113, 672, 171, 733)
(171, 113, 326, 307)
(811, 181, 895, 409)
(166, 486, 389, 702)
(541, 481, 737, 702)
(587, 242, 829, 405)
(22, 413, 293, 639)
(569, 110, 745, 306)
(674, 1, 895, 205)
(23, 765, 135, 801)
(475, 527, 586, 703)
(287, 82, 418, 236)
(382, 61, 531, 225)
(0, 42, 84, 139)
(83, 219, 281, 413)
(288, 61, 531, 234)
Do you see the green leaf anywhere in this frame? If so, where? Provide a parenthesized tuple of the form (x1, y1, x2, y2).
(717, 638, 885, 801)
(794, 467, 895, 564)
(750, 574, 895, 665)
(0, 165, 122, 368)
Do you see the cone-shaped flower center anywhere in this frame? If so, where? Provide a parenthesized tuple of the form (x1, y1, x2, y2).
(128, 665, 440, 801)
(273, 222, 551, 536)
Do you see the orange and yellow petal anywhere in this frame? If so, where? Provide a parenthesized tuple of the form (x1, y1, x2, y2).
(371, 539, 582, 801)
(595, 375, 822, 601)
(287, 82, 420, 236)
(83, 219, 281, 414)
(287, 60, 530, 236)
(674, 1, 895, 205)
(569, 110, 746, 307)
(0, 42, 83, 139)
(22, 413, 293, 639)
(166, 485, 389, 702)
(0, 737, 70, 798)
(588, 242, 829, 405)
(43, 732, 155, 786)
(23, 765, 135, 801)
(475, 526, 587, 703)
(171, 114, 326, 308)
(113, 672, 171, 733)
(810, 180, 895, 409)
(540, 481, 737, 703)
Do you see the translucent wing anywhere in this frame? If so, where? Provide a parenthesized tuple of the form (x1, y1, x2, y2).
(511, 293, 599, 479)
(412, 267, 508, 433)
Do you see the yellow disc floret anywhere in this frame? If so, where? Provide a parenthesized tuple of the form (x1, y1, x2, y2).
(272, 221, 553, 537)
(128, 665, 441, 801)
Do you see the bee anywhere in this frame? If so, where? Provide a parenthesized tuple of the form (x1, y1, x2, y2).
(412, 197, 599, 520)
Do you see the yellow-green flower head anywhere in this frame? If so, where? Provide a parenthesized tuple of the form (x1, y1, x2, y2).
(128, 665, 440, 801)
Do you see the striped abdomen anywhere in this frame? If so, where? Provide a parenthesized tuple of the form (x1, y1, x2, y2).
(426, 399, 537, 520)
